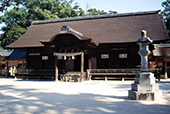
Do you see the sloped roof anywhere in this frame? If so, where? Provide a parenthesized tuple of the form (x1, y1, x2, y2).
(40, 25, 99, 46)
(153, 44, 170, 57)
(0, 49, 12, 57)
(5, 49, 27, 60)
(7, 10, 169, 48)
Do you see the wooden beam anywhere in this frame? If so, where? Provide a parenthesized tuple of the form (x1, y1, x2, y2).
(105, 76, 107, 81)
(88, 56, 91, 69)
(80, 52, 84, 82)
(55, 56, 59, 81)
(6, 62, 8, 77)
(0, 61, 2, 75)
(165, 57, 168, 79)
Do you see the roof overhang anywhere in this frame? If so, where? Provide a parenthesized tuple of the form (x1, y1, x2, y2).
(153, 44, 170, 57)
(40, 25, 99, 47)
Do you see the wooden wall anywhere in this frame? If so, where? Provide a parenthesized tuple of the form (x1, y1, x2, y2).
(27, 47, 55, 69)
(27, 43, 141, 69)
(96, 43, 140, 69)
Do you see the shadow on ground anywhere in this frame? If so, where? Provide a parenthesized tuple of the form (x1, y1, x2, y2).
(0, 81, 170, 114)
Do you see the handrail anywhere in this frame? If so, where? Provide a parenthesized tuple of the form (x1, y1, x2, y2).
(17, 69, 55, 74)
(87, 68, 162, 80)
(89, 68, 161, 73)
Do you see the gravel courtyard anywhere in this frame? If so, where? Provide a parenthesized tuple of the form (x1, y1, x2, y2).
(0, 78, 170, 114)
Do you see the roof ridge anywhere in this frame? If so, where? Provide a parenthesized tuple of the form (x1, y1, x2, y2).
(32, 10, 160, 25)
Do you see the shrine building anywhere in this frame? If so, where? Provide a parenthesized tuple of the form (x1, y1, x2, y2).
(6, 10, 169, 81)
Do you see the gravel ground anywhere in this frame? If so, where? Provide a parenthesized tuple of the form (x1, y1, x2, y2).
(0, 78, 170, 114)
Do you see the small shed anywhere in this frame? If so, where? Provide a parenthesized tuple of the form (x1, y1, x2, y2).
(0, 49, 12, 75)
(152, 44, 170, 78)
(1, 49, 27, 76)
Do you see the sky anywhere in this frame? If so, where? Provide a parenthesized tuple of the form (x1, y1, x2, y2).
(75, 0, 165, 13)
(0, 0, 166, 34)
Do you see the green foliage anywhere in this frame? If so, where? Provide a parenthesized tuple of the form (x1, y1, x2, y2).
(0, 0, 114, 48)
(86, 8, 117, 16)
(87, 8, 107, 15)
(0, 0, 86, 48)
(162, 0, 170, 37)
(0, 0, 12, 11)
(108, 10, 117, 14)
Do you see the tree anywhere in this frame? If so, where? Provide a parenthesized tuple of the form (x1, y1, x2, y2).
(86, 8, 117, 16)
(87, 8, 107, 15)
(162, 0, 170, 37)
(0, 7, 27, 47)
(108, 10, 117, 14)
(0, 0, 12, 12)
(0, 0, 85, 48)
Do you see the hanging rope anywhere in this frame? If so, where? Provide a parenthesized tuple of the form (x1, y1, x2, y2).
(53, 52, 83, 56)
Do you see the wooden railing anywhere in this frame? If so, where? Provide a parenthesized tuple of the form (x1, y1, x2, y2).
(12, 68, 162, 81)
(16, 69, 82, 81)
(16, 69, 55, 80)
(17, 69, 55, 74)
(87, 68, 161, 81)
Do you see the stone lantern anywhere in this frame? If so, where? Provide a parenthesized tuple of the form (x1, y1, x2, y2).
(137, 30, 152, 72)
(128, 30, 162, 100)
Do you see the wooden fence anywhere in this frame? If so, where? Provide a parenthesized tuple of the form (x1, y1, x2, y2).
(87, 68, 161, 81)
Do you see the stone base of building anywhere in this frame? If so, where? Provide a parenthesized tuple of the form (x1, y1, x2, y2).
(128, 72, 162, 101)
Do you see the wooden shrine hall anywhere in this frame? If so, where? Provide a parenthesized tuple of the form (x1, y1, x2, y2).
(6, 10, 169, 81)
(40, 25, 99, 81)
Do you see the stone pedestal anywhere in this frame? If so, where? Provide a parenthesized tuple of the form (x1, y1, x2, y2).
(128, 72, 162, 100)
(128, 30, 162, 101)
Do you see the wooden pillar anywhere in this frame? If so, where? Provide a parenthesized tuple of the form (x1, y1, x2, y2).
(6, 62, 8, 77)
(40, 48, 43, 69)
(55, 56, 59, 81)
(80, 52, 84, 82)
(151, 56, 154, 70)
(165, 57, 168, 79)
(88, 57, 92, 81)
(0, 61, 2, 75)
(105, 76, 107, 81)
(88, 56, 91, 69)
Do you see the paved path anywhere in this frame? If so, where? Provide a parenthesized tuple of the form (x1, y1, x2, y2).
(0, 78, 170, 114)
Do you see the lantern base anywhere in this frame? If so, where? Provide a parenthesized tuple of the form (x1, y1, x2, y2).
(128, 72, 162, 101)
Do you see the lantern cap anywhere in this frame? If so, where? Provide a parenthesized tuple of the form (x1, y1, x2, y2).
(136, 30, 153, 44)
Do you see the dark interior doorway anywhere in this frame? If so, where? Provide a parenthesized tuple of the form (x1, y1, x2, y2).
(74, 55, 88, 71)
(119, 58, 127, 67)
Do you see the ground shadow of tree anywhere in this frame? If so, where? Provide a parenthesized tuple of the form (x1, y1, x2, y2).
(0, 82, 170, 114)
